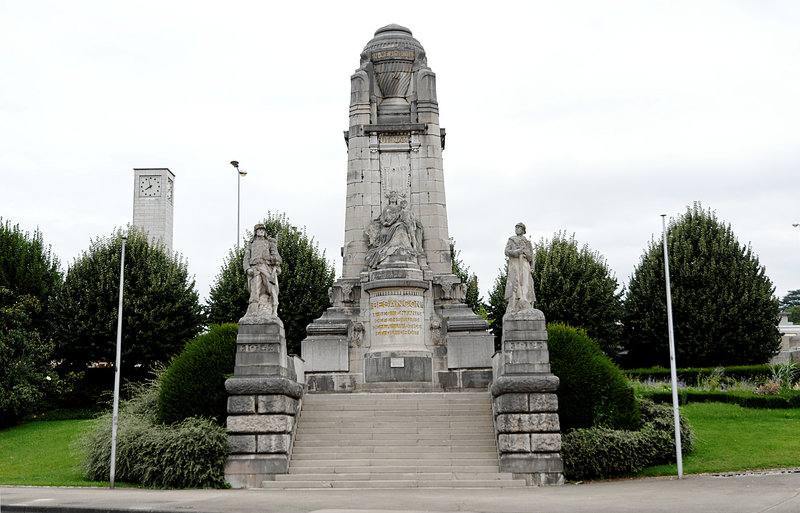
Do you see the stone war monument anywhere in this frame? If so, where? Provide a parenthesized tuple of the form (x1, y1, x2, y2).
(224, 224, 304, 488)
(490, 222, 564, 485)
(302, 24, 494, 391)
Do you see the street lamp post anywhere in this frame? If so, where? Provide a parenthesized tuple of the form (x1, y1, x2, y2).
(230, 161, 247, 252)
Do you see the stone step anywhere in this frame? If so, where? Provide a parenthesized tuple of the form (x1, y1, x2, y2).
(288, 464, 501, 474)
(260, 479, 527, 489)
(274, 471, 515, 482)
(289, 458, 499, 468)
(291, 442, 496, 452)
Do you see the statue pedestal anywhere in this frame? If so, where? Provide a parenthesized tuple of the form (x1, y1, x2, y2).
(490, 309, 564, 486)
(362, 268, 432, 383)
(224, 316, 304, 488)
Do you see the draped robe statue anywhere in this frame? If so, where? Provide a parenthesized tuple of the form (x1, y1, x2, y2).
(504, 222, 535, 312)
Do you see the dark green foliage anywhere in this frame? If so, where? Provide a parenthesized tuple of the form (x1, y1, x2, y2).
(451, 241, 484, 316)
(486, 233, 623, 356)
(0, 219, 62, 334)
(206, 212, 335, 354)
(157, 324, 238, 425)
(622, 204, 781, 368)
(533, 232, 623, 356)
(79, 374, 228, 488)
(0, 288, 59, 426)
(788, 305, 800, 325)
(548, 323, 639, 431)
(625, 364, 775, 386)
(486, 267, 507, 349)
(640, 389, 800, 409)
(561, 399, 692, 481)
(51, 227, 205, 376)
(780, 289, 800, 310)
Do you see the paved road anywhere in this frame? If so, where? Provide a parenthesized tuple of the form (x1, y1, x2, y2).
(2, 472, 800, 513)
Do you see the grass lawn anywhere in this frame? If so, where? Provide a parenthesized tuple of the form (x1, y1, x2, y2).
(639, 402, 800, 476)
(0, 419, 118, 486)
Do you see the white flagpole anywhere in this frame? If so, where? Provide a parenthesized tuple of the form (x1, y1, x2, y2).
(661, 215, 683, 478)
(110, 234, 127, 488)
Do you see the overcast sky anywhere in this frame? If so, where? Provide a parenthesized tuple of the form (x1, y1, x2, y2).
(2, 1, 798, 305)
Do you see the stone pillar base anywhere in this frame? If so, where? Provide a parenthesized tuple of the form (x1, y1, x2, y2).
(490, 309, 564, 486)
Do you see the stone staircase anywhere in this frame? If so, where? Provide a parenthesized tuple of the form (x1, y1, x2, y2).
(260, 391, 526, 489)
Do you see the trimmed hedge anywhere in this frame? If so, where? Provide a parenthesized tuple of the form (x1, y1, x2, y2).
(640, 389, 800, 409)
(79, 374, 228, 488)
(562, 399, 693, 481)
(548, 323, 640, 430)
(157, 324, 238, 425)
(624, 365, 775, 386)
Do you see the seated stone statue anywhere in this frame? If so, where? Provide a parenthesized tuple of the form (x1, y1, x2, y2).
(365, 191, 424, 269)
(505, 222, 535, 312)
(243, 223, 282, 317)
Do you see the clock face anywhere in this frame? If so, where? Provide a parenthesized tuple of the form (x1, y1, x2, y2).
(166, 178, 174, 202)
(139, 175, 161, 197)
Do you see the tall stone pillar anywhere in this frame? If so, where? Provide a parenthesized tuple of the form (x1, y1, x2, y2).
(490, 224, 564, 485)
(302, 24, 494, 391)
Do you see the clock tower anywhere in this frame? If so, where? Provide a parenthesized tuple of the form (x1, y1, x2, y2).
(132, 168, 175, 252)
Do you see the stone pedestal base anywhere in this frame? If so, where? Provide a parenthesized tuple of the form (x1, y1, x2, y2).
(490, 309, 564, 486)
(364, 351, 432, 382)
(225, 316, 304, 488)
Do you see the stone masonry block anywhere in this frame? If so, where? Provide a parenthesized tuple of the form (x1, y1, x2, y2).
(498, 434, 531, 453)
(227, 414, 294, 434)
(529, 393, 559, 413)
(257, 395, 299, 414)
(495, 393, 529, 413)
(227, 395, 256, 414)
(499, 453, 564, 474)
(496, 413, 560, 433)
(531, 433, 562, 452)
(257, 434, 292, 454)
(228, 435, 256, 454)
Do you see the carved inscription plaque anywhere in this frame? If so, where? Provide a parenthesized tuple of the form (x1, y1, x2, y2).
(369, 288, 425, 349)
(237, 343, 279, 353)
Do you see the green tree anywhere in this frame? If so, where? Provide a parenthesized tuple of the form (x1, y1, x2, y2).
(780, 289, 800, 311)
(51, 227, 204, 376)
(486, 266, 507, 349)
(451, 240, 484, 316)
(206, 212, 335, 354)
(622, 203, 781, 368)
(0, 287, 58, 426)
(0, 219, 62, 333)
(788, 305, 800, 325)
(486, 232, 623, 355)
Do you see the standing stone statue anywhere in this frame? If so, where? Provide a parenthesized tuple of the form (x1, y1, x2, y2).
(243, 223, 282, 317)
(505, 222, 535, 312)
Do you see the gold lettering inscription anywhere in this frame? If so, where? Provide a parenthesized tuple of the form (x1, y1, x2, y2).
(379, 134, 409, 144)
(371, 50, 415, 60)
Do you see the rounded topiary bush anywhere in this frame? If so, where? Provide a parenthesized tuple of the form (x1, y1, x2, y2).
(548, 322, 639, 431)
(157, 323, 238, 425)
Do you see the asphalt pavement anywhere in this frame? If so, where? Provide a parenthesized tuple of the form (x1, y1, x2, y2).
(2, 470, 799, 513)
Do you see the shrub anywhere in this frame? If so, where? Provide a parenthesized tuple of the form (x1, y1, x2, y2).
(562, 399, 692, 481)
(756, 382, 781, 396)
(640, 389, 800, 409)
(548, 323, 639, 430)
(625, 365, 775, 386)
(79, 373, 228, 488)
(157, 324, 238, 425)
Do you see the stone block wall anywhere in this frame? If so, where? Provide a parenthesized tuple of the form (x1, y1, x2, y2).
(225, 377, 304, 488)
